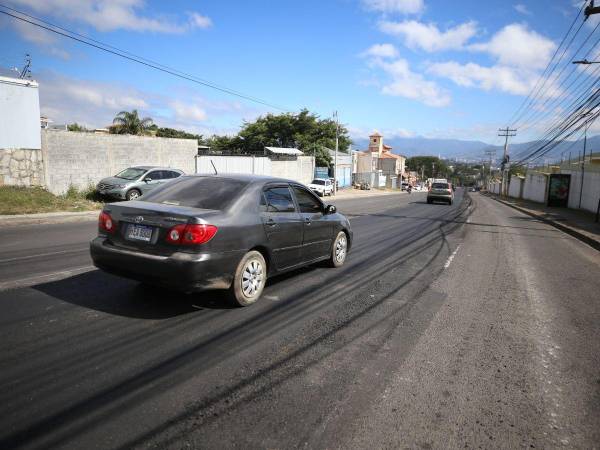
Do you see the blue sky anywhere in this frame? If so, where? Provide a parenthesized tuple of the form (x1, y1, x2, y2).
(0, 0, 587, 144)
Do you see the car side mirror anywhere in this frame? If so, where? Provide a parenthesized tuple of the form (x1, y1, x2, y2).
(143, 177, 152, 182)
(325, 204, 336, 214)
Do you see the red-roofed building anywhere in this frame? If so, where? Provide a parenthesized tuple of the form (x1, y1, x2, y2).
(356, 131, 406, 185)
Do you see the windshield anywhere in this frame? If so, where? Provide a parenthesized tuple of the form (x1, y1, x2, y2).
(115, 168, 147, 180)
(432, 183, 449, 189)
(141, 176, 249, 210)
(311, 179, 326, 185)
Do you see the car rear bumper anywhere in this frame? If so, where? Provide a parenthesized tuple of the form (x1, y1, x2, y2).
(427, 194, 453, 201)
(90, 237, 244, 292)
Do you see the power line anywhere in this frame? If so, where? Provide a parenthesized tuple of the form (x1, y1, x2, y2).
(0, 4, 293, 112)
(508, 1, 587, 127)
(512, 22, 600, 131)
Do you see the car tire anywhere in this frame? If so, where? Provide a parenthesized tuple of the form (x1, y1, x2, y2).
(328, 231, 348, 268)
(228, 250, 267, 307)
(126, 189, 142, 201)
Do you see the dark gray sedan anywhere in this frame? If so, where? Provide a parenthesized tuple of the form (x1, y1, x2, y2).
(90, 174, 353, 306)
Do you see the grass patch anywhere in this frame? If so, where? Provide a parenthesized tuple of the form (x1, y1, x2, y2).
(0, 185, 104, 215)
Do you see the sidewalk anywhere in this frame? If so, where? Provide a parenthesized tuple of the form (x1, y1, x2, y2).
(485, 193, 600, 251)
(332, 188, 406, 200)
(0, 210, 100, 227)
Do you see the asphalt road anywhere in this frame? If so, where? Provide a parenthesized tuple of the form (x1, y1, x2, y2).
(0, 190, 599, 449)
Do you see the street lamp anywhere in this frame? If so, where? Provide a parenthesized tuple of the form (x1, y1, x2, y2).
(572, 59, 600, 64)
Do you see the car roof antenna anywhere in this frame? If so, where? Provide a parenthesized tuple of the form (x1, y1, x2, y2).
(210, 160, 218, 175)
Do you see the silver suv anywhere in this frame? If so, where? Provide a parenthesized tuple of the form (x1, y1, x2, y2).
(96, 166, 184, 201)
(427, 181, 454, 205)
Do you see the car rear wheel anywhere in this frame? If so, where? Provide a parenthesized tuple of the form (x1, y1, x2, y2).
(126, 189, 141, 201)
(328, 231, 348, 268)
(228, 250, 267, 307)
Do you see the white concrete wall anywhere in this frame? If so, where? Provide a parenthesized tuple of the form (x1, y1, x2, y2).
(41, 130, 197, 194)
(196, 155, 271, 175)
(523, 172, 548, 203)
(0, 76, 41, 149)
(564, 168, 600, 213)
(271, 156, 315, 185)
(197, 154, 315, 185)
(508, 176, 524, 199)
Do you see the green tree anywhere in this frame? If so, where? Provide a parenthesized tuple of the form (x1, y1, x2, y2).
(110, 110, 154, 135)
(235, 109, 352, 158)
(154, 127, 204, 141)
(406, 156, 450, 179)
(67, 123, 88, 132)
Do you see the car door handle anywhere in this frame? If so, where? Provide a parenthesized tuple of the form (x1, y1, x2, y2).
(304, 217, 312, 225)
(266, 219, 278, 227)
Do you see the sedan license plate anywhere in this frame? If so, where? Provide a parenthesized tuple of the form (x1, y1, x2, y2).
(126, 224, 153, 242)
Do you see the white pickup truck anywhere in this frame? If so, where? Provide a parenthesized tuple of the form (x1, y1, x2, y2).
(308, 178, 333, 197)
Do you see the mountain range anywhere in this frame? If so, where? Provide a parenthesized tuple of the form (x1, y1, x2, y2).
(351, 135, 598, 163)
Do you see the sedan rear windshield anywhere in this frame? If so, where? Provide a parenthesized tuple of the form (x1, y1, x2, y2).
(311, 179, 326, 185)
(115, 168, 147, 180)
(141, 177, 249, 210)
(432, 183, 450, 189)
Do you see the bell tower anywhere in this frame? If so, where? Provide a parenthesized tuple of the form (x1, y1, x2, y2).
(368, 131, 383, 156)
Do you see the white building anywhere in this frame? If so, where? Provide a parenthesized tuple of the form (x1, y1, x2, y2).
(0, 75, 41, 149)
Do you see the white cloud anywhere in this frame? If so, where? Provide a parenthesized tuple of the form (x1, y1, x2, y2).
(34, 72, 261, 135)
(514, 4, 532, 15)
(362, 0, 424, 14)
(373, 58, 451, 107)
(427, 61, 535, 95)
(170, 100, 208, 122)
(361, 43, 399, 59)
(379, 20, 478, 52)
(11, 19, 70, 60)
(188, 12, 212, 29)
(469, 23, 556, 70)
(6, 0, 212, 33)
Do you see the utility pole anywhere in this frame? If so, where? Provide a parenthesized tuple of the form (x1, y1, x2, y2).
(333, 111, 339, 195)
(498, 127, 517, 198)
(579, 119, 593, 208)
(585, 0, 600, 19)
(484, 148, 495, 187)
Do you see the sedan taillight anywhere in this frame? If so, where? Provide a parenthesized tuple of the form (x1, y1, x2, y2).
(166, 224, 218, 245)
(98, 211, 116, 233)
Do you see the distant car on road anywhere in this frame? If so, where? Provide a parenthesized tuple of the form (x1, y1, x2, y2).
(90, 174, 353, 306)
(308, 178, 333, 197)
(427, 181, 454, 205)
(96, 166, 184, 201)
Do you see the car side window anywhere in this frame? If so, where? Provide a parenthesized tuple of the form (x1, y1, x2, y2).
(263, 187, 296, 213)
(170, 171, 182, 179)
(292, 186, 323, 214)
(146, 171, 161, 180)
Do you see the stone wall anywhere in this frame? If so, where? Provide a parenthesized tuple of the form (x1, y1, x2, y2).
(0, 148, 44, 187)
(40, 130, 198, 194)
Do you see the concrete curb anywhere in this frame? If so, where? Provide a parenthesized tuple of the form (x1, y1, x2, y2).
(0, 210, 100, 227)
(485, 193, 600, 252)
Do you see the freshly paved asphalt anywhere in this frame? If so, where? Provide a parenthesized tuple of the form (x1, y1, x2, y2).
(0, 190, 598, 449)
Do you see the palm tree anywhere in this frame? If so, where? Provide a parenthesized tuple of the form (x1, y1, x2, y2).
(111, 110, 154, 135)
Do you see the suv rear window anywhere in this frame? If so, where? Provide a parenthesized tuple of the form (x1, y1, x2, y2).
(432, 183, 449, 189)
(141, 176, 248, 210)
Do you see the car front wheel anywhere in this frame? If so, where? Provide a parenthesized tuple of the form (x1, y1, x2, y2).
(228, 250, 267, 306)
(126, 189, 141, 201)
(328, 231, 348, 268)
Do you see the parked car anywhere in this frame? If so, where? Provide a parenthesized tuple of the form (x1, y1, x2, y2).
(401, 182, 410, 191)
(427, 181, 454, 205)
(96, 166, 184, 201)
(90, 174, 353, 306)
(308, 178, 333, 196)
